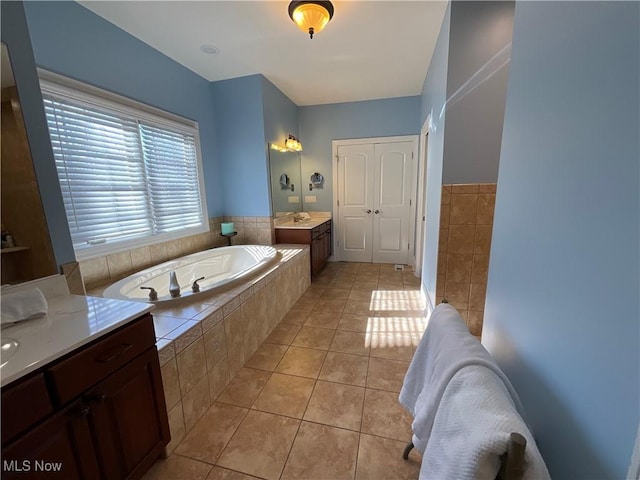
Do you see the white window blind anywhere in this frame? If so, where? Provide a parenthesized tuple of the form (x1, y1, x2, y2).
(40, 73, 208, 259)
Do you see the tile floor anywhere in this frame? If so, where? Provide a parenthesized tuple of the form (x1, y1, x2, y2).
(144, 262, 426, 480)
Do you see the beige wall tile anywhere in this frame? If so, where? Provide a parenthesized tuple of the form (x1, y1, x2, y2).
(130, 245, 152, 271)
(449, 193, 478, 225)
(177, 338, 208, 396)
(204, 322, 227, 371)
(224, 308, 245, 348)
(79, 256, 110, 290)
(451, 184, 479, 194)
(476, 193, 496, 225)
(106, 251, 132, 281)
(445, 253, 473, 284)
(440, 203, 450, 229)
(474, 225, 493, 254)
(448, 225, 475, 254)
(478, 183, 497, 193)
(62, 261, 85, 295)
(437, 250, 447, 276)
(161, 357, 181, 410)
(469, 283, 487, 312)
(471, 254, 490, 284)
(228, 343, 245, 378)
(467, 311, 484, 337)
(444, 282, 470, 310)
(209, 357, 231, 401)
(182, 375, 211, 432)
(441, 185, 451, 205)
(165, 402, 186, 455)
(150, 242, 169, 264)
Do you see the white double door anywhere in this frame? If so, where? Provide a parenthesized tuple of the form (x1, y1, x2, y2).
(337, 141, 414, 264)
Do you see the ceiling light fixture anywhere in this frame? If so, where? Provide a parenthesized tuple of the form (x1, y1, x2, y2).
(288, 1, 334, 39)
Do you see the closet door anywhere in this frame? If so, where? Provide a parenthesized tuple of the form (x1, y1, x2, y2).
(336, 144, 374, 262)
(372, 142, 413, 264)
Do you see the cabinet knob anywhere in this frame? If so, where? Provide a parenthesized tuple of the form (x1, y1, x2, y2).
(374, 210, 381, 214)
(366, 209, 372, 214)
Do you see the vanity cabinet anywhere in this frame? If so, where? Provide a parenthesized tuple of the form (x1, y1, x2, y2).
(276, 220, 332, 276)
(1, 313, 169, 480)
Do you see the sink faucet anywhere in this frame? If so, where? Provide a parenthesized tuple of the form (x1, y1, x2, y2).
(169, 271, 181, 298)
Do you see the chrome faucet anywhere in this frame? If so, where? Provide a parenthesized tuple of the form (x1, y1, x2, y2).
(192, 277, 205, 293)
(140, 286, 158, 301)
(169, 271, 181, 298)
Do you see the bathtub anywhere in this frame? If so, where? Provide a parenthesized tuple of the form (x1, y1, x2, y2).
(103, 245, 279, 304)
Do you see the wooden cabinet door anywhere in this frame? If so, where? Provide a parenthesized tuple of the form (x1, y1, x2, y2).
(311, 235, 323, 276)
(2, 400, 100, 480)
(85, 348, 170, 480)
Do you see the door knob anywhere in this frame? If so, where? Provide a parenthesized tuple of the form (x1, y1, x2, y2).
(366, 209, 372, 214)
(374, 210, 381, 214)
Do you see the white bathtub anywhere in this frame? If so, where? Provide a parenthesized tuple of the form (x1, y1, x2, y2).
(103, 245, 279, 304)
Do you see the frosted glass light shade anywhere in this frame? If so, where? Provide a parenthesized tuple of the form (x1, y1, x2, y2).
(288, 1, 334, 39)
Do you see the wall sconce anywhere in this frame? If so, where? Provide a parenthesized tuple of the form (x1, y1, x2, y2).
(271, 134, 303, 153)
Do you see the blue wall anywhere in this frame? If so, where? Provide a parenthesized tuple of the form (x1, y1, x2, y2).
(1, 1, 75, 266)
(23, 0, 223, 222)
(298, 96, 420, 212)
(442, 1, 513, 184)
(210, 75, 270, 216)
(483, 2, 639, 478)
(419, 4, 451, 308)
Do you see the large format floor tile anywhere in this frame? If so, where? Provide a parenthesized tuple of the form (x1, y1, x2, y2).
(152, 262, 425, 480)
(216, 410, 300, 480)
(281, 422, 359, 480)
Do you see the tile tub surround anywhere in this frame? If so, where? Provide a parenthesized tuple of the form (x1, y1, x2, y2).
(149, 246, 311, 453)
(436, 183, 496, 338)
(79, 217, 275, 291)
(144, 261, 424, 480)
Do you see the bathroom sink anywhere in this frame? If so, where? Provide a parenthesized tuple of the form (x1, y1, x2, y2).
(1, 338, 19, 367)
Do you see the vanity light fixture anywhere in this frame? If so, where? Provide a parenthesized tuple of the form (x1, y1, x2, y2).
(285, 134, 303, 152)
(271, 135, 303, 152)
(288, 1, 334, 39)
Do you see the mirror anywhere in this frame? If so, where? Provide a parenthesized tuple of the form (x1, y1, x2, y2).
(268, 146, 302, 217)
(1, 43, 57, 284)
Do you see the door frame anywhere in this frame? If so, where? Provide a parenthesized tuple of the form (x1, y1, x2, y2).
(413, 116, 431, 275)
(332, 135, 419, 263)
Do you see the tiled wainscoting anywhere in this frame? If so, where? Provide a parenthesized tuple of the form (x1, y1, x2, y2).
(78, 217, 274, 291)
(436, 183, 496, 338)
(151, 246, 310, 454)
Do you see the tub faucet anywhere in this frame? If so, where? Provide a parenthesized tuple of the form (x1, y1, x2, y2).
(169, 271, 181, 298)
(140, 286, 158, 301)
(192, 277, 205, 293)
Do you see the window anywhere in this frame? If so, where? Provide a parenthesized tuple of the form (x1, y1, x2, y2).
(39, 72, 208, 260)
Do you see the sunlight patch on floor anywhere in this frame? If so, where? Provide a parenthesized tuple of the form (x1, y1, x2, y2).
(369, 290, 425, 312)
(365, 316, 426, 348)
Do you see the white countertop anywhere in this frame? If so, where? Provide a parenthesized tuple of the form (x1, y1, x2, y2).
(274, 218, 330, 230)
(1, 295, 154, 388)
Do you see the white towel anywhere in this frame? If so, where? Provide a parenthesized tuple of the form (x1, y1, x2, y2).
(420, 365, 550, 480)
(1, 288, 48, 325)
(399, 303, 526, 453)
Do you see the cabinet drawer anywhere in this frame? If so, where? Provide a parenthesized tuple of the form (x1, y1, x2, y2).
(47, 315, 155, 405)
(1, 373, 53, 445)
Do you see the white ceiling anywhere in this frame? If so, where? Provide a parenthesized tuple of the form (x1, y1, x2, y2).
(79, 1, 447, 106)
